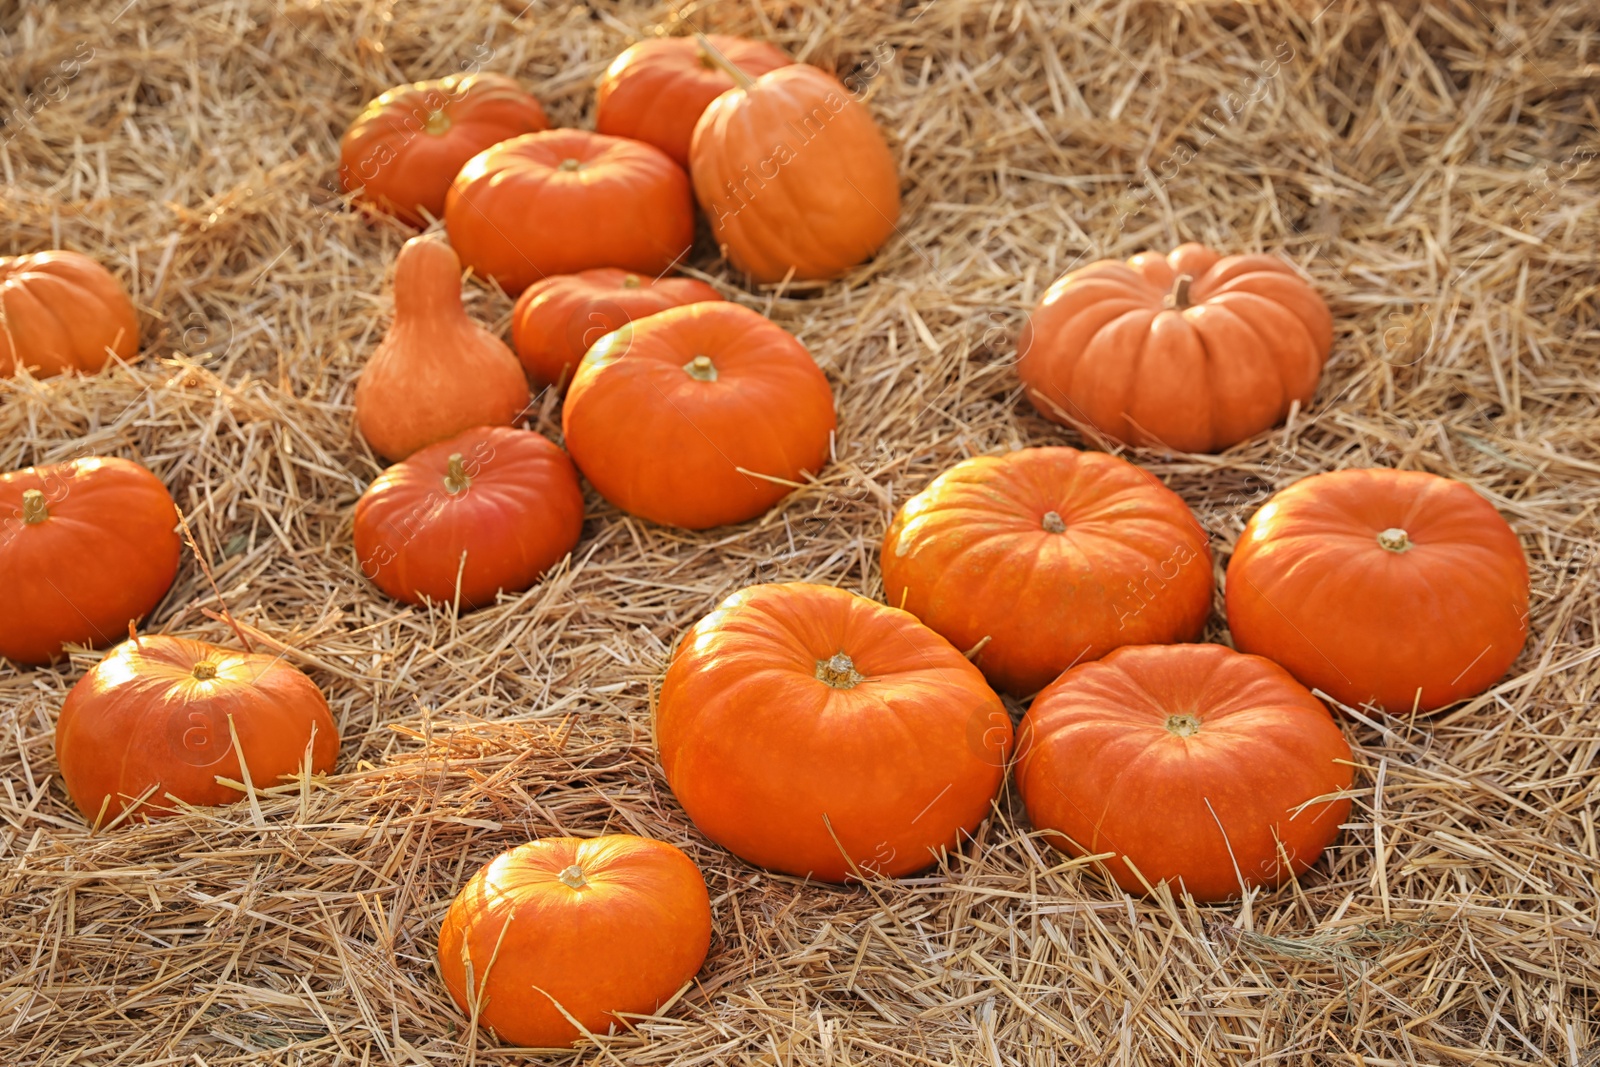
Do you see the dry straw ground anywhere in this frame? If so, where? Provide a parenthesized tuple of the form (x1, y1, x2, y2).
(2, 0, 1598, 1062)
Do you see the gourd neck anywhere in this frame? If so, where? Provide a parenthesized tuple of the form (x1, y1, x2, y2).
(683, 355, 719, 381)
(21, 489, 48, 524)
(392, 235, 466, 322)
(816, 652, 864, 689)
(558, 864, 588, 889)
(694, 33, 755, 90)
(443, 453, 470, 494)
(1163, 274, 1194, 310)
(1165, 713, 1200, 737)
(1377, 527, 1412, 553)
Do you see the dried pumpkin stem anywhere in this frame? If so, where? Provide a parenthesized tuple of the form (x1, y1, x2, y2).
(1377, 527, 1412, 553)
(192, 662, 218, 681)
(21, 489, 49, 524)
(558, 864, 588, 889)
(424, 109, 451, 136)
(443, 453, 471, 495)
(816, 651, 865, 689)
(621, 274, 642, 289)
(683, 355, 719, 382)
(1041, 510, 1067, 533)
(1164, 274, 1194, 310)
(558, 158, 582, 172)
(694, 32, 756, 90)
(1165, 713, 1201, 737)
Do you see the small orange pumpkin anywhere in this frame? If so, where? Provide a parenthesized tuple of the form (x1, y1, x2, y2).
(882, 447, 1213, 696)
(339, 72, 550, 226)
(1017, 243, 1333, 453)
(1, 250, 140, 378)
(596, 35, 793, 168)
(657, 582, 1012, 882)
(445, 130, 695, 295)
(689, 41, 901, 282)
(0, 457, 180, 666)
(354, 234, 530, 462)
(1016, 643, 1353, 902)
(55, 634, 340, 823)
(1226, 468, 1530, 713)
(562, 302, 834, 529)
(353, 426, 584, 609)
(511, 269, 722, 391)
(438, 834, 712, 1048)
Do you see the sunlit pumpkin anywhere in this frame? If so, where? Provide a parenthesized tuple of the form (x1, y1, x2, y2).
(1, 250, 140, 378)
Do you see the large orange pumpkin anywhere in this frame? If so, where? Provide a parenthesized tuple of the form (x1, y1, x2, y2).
(511, 269, 722, 391)
(881, 447, 1213, 697)
(353, 426, 584, 609)
(55, 634, 340, 823)
(438, 834, 712, 1048)
(1016, 643, 1353, 902)
(445, 130, 695, 295)
(0, 457, 180, 666)
(656, 582, 1012, 882)
(1016, 243, 1333, 453)
(339, 72, 550, 226)
(1226, 468, 1529, 713)
(1, 250, 140, 378)
(596, 35, 793, 168)
(562, 302, 834, 530)
(354, 234, 530, 461)
(689, 47, 901, 283)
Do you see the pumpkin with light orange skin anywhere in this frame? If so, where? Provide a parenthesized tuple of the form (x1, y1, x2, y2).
(354, 234, 530, 462)
(438, 834, 712, 1048)
(1017, 243, 1332, 453)
(597, 35, 793, 168)
(339, 73, 550, 226)
(446, 130, 695, 295)
(1, 251, 140, 378)
(562, 302, 834, 530)
(511, 269, 723, 391)
(1016, 643, 1353, 902)
(55, 634, 339, 823)
(353, 426, 584, 609)
(881, 447, 1213, 697)
(656, 582, 1013, 883)
(1226, 468, 1530, 713)
(0, 457, 180, 666)
(689, 39, 900, 283)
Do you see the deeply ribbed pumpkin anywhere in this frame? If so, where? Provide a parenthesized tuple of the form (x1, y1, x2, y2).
(562, 302, 834, 530)
(339, 72, 550, 226)
(689, 42, 900, 282)
(354, 235, 530, 461)
(353, 426, 584, 609)
(55, 635, 339, 823)
(1226, 468, 1530, 713)
(882, 447, 1213, 696)
(1016, 643, 1353, 902)
(1, 251, 140, 378)
(657, 582, 1012, 882)
(0, 457, 180, 666)
(445, 130, 695, 294)
(511, 269, 722, 391)
(596, 35, 793, 168)
(1017, 243, 1333, 453)
(438, 835, 712, 1048)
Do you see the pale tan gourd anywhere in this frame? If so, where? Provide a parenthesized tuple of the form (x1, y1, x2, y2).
(355, 235, 530, 461)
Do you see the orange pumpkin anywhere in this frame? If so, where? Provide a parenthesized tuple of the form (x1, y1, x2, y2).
(438, 834, 712, 1048)
(689, 45, 901, 282)
(1226, 468, 1529, 713)
(596, 35, 793, 168)
(0, 457, 180, 666)
(445, 130, 695, 295)
(1016, 643, 1353, 902)
(55, 634, 340, 823)
(1016, 243, 1333, 453)
(882, 447, 1213, 696)
(339, 72, 550, 226)
(353, 426, 584, 608)
(354, 234, 530, 461)
(511, 269, 722, 391)
(657, 582, 1012, 882)
(1, 250, 140, 378)
(562, 302, 834, 529)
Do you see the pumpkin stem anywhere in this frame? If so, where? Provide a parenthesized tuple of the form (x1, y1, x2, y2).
(443, 453, 471, 495)
(1163, 274, 1194, 310)
(1041, 510, 1067, 533)
(1377, 527, 1412, 553)
(1165, 713, 1201, 737)
(694, 33, 756, 91)
(815, 651, 865, 689)
(622, 274, 642, 289)
(558, 158, 583, 172)
(424, 109, 451, 136)
(21, 489, 48, 524)
(683, 355, 719, 382)
(192, 662, 219, 681)
(558, 864, 589, 889)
